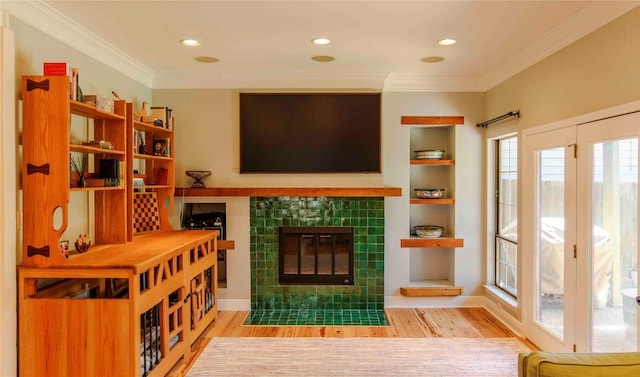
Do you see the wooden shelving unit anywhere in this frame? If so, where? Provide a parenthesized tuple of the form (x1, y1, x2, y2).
(19, 75, 216, 377)
(127, 103, 176, 239)
(400, 115, 465, 297)
(21, 75, 128, 265)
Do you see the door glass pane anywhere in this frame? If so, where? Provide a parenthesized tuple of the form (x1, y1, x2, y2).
(537, 148, 565, 338)
(496, 137, 518, 296)
(300, 236, 315, 275)
(317, 236, 332, 274)
(497, 238, 517, 295)
(334, 234, 350, 275)
(283, 235, 299, 274)
(591, 138, 638, 352)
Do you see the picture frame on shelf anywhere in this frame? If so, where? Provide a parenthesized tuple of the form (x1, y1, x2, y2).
(153, 138, 170, 157)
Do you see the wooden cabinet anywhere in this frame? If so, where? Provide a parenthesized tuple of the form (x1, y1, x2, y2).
(21, 75, 128, 265)
(19, 76, 214, 376)
(400, 116, 464, 297)
(17, 231, 218, 377)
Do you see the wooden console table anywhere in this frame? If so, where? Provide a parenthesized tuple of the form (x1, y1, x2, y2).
(18, 230, 218, 377)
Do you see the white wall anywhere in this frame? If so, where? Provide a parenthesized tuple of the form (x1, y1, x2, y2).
(382, 92, 485, 307)
(152, 88, 487, 309)
(483, 6, 640, 330)
(0, 20, 17, 377)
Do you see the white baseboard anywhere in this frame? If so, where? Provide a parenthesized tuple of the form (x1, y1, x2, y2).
(385, 295, 485, 308)
(218, 299, 251, 311)
(482, 296, 524, 337)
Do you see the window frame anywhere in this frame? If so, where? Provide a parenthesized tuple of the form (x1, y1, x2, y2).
(495, 136, 518, 298)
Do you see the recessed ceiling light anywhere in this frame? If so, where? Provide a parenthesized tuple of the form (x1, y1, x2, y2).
(422, 56, 445, 63)
(195, 56, 219, 63)
(312, 55, 335, 62)
(312, 38, 331, 45)
(180, 39, 201, 47)
(438, 38, 456, 46)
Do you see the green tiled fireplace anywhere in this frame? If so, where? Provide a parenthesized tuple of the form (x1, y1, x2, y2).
(246, 196, 387, 326)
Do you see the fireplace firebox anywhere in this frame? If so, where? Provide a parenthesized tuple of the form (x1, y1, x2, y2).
(279, 226, 354, 285)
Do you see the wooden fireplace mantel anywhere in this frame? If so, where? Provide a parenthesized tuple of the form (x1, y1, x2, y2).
(175, 187, 402, 197)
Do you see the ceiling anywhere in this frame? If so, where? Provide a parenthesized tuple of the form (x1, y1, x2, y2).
(5, 1, 640, 90)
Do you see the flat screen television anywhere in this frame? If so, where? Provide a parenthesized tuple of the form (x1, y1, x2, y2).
(239, 93, 381, 173)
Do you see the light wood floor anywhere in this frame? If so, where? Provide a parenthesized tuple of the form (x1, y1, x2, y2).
(171, 308, 537, 376)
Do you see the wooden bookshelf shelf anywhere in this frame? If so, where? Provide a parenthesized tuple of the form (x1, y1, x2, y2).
(400, 237, 464, 248)
(400, 285, 463, 297)
(410, 159, 455, 165)
(410, 198, 455, 205)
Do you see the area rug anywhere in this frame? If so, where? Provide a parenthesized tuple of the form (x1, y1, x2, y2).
(187, 337, 532, 376)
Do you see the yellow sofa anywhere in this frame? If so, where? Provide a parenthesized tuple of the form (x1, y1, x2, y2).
(519, 351, 640, 376)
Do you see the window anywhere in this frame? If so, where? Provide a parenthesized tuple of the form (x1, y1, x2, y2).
(496, 136, 518, 297)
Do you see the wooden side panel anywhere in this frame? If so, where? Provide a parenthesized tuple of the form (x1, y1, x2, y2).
(21, 75, 70, 265)
(126, 103, 135, 241)
(95, 190, 129, 244)
(19, 299, 131, 377)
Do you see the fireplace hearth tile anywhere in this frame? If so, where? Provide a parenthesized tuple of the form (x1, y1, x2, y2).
(244, 309, 388, 326)
(250, 196, 385, 315)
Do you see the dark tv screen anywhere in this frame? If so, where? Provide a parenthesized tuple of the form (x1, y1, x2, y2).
(240, 93, 381, 173)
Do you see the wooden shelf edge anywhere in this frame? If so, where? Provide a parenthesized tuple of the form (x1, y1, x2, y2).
(70, 100, 125, 120)
(133, 120, 173, 134)
(134, 153, 173, 161)
(400, 237, 464, 248)
(70, 144, 126, 156)
(135, 184, 173, 190)
(218, 240, 235, 250)
(401, 116, 464, 125)
(175, 187, 402, 197)
(410, 159, 454, 165)
(400, 286, 463, 297)
(70, 186, 126, 192)
(410, 198, 454, 205)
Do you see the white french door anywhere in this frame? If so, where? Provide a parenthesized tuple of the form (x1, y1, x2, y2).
(523, 111, 640, 352)
(523, 126, 577, 352)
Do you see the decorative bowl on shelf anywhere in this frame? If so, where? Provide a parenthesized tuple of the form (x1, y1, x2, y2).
(414, 225, 444, 238)
(185, 170, 211, 188)
(415, 188, 445, 199)
(415, 149, 445, 160)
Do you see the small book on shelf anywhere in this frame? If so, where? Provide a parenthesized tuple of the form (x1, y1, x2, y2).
(43, 62, 67, 76)
(153, 138, 170, 157)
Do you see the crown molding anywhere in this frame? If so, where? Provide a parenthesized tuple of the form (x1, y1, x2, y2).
(383, 74, 485, 92)
(2, 0, 154, 87)
(153, 70, 390, 90)
(481, 1, 640, 91)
